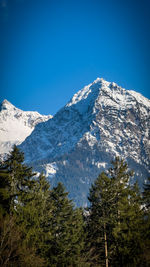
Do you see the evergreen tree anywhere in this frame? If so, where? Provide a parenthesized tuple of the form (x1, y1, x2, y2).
(0, 146, 45, 266)
(142, 177, 150, 266)
(0, 164, 10, 214)
(45, 182, 84, 266)
(86, 157, 144, 267)
(108, 158, 143, 266)
(143, 177, 150, 209)
(0, 145, 35, 214)
(0, 147, 85, 266)
(17, 173, 52, 251)
(111, 181, 143, 266)
(86, 172, 113, 266)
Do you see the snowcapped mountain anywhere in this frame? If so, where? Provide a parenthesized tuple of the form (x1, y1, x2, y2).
(0, 99, 52, 157)
(18, 78, 150, 206)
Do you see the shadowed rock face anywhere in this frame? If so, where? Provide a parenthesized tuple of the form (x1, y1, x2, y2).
(7, 78, 150, 206)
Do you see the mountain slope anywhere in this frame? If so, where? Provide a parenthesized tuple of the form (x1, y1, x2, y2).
(19, 78, 150, 206)
(0, 99, 52, 157)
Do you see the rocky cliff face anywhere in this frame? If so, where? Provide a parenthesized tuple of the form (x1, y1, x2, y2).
(0, 99, 52, 157)
(18, 78, 150, 206)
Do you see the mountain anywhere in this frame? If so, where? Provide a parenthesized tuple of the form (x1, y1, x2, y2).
(18, 78, 150, 206)
(0, 99, 52, 158)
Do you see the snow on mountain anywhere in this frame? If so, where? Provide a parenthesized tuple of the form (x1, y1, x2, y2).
(0, 99, 52, 156)
(18, 78, 150, 206)
(1, 79, 149, 206)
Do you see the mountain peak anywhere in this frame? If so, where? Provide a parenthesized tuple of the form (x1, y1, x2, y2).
(0, 99, 16, 111)
(66, 78, 104, 109)
(18, 78, 150, 206)
(93, 77, 102, 83)
(65, 78, 126, 115)
(2, 99, 10, 104)
(93, 77, 109, 85)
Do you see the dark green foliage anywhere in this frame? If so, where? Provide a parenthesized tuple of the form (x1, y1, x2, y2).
(0, 166, 10, 214)
(0, 146, 45, 266)
(142, 177, 150, 266)
(17, 173, 52, 251)
(86, 157, 145, 267)
(1, 147, 149, 267)
(86, 172, 113, 266)
(0, 145, 35, 214)
(44, 182, 85, 266)
(0, 146, 85, 266)
(143, 177, 150, 209)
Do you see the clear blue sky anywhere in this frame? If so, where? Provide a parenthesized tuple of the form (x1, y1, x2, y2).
(0, 0, 150, 115)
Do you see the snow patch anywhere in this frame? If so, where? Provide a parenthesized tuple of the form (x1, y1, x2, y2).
(97, 162, 107, 168)
(44, 163, 58, 177)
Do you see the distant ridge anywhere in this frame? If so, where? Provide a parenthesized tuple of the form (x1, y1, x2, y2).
(0, 99, 52, 156)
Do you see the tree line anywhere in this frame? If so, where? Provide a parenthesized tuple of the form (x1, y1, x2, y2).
(0, 146, 150, 266)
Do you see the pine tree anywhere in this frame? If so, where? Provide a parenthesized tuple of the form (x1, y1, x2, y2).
(86, 157, 144, 267)
(16, 172, 51, 248)
(0, 145, 35, 214)
(86, 171, 114, 266)
(142, 177, 150, 266)
(45, 182, 84, 266)
(112, 181, 143, 266)
(143, 177, 150, 209)
(0, 146, 45, 266)
(19, 172, 54, 263)
(0, 164, 10, 214)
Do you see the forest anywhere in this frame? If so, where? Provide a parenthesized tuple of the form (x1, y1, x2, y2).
(0, 146, 150, 267)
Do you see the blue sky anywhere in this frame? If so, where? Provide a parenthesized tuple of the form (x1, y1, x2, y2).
(0, 0, 150, 115)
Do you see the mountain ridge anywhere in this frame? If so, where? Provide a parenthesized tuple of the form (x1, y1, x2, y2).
(18, 78, 150, 205)
(0, 78, 150, 206)
(0, 99, 52, 157)
(20, 78, 150, 162)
